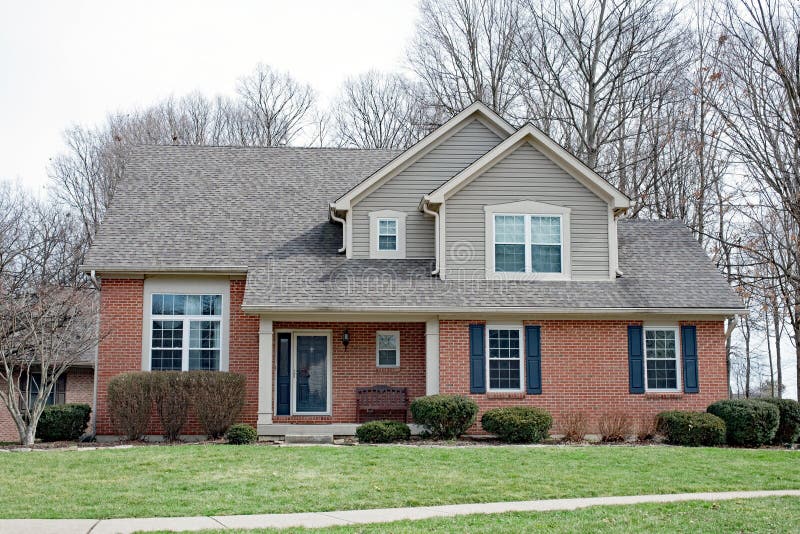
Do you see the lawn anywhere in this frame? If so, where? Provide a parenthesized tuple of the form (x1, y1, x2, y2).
(2, 444, 799, 519)
(185, 497, 800, 533)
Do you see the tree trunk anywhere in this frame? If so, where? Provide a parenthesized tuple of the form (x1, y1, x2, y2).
(773, 301, 783, 398)
(22, 426, 35, 447)
(765, 309, 775, 397)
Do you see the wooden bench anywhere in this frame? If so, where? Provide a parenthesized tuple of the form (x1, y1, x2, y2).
(355, 385, 408, 423)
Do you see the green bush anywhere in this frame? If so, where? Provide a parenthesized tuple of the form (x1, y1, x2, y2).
(186, 371, 246, 438)
(356, 420, 411, 443)
(108, 372, 154, 440)
(225, 423, 257, 445)
(707, 399, 779, 447)
(36, 404, 92, 442)
(760, 398, 800, 444)
(151, 372, 191, 441)
(481, 407, 552, 443)
(657, 411, 726, 447)
(410, 395, 478, 440)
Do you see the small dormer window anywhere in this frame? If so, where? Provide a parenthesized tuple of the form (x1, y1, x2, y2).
(369, 210, 407, 259)
(378, 218, 398, 251)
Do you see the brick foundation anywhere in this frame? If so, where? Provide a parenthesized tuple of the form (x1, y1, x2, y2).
(439, 319, 728, 433)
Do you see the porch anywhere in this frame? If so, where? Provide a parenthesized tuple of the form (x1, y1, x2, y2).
(255, 318, 440, 437)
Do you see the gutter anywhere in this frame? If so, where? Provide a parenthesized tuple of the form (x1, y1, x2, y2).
(329, 204, 347, 254)
(420, 196, 440, 276)
(725, 315, 738, 340)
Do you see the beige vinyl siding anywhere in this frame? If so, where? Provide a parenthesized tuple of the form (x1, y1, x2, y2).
(445, 142, 610, 280)
(352, 119, 504, 259)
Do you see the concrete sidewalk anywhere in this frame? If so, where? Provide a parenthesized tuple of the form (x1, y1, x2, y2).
(1, 489, 797, 534)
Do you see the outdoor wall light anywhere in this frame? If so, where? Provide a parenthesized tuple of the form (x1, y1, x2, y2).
(342, 328, 350, 350)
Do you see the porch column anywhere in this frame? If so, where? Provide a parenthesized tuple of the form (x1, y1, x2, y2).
(258, 318, 273, 426)
(425, 318, 440, 395)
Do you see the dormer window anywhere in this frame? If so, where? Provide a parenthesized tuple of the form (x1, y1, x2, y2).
(485, 201, 570, 281)
(378, 218, 398, 251)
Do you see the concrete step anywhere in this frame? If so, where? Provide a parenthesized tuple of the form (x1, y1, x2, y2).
(284, 434, 334, 445)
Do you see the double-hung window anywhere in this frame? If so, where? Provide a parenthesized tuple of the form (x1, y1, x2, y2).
(644, 327, 681, 391)
(376, 331, 400, 367)
(23, 373, 66, 407)
(150, 294, 222, 371)
(377, 218, 398, 251)
(487, 326, 523, 391)
(493, 214, 563, 274)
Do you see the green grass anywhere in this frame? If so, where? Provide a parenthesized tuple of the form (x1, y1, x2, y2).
(181, 497, 800, 533)
(2, 444, 799, 519)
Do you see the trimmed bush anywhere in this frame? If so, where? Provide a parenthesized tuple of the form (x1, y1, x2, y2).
(481, 407, 552, 443)
(760, 398, 800, 444)
(356, 420, 411, 443)
(151, 372, 190, 441)
(225, 423, 257, 445)
(187, 371, 246, 438)
(707, 399, 779, 447)
(410, 395, 478, 440)
(560, 411, 588, 442)
(598, 412, 631, 442)
(36, 404, 91, 442)
(657, 411, 726, 447)
(108, 372, 154, 440)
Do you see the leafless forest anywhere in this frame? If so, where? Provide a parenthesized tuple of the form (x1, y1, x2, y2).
(2, 0, 799, 436)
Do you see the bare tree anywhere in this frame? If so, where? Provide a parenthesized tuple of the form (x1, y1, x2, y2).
(235, 64, 316, 147)
(408, 0, 521, 116)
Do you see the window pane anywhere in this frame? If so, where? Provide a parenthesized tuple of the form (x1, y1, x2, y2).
(186, 295, 202, 315)
(531, 216, 561, 245)
(189, 320, 220, 371)
(494, 215, 525, 243)
(495, 244, 525, 272)
(645, 329, 678, 389)
(202, 295, 221, 316)
(378, 349, 398, 366)
(377, 333, 398, 366)
(152, 294, 163, 315)
(151, 320, 183, 371)
(532, 244, 562, 273)
(377, 334, 397, 351)
(378, 235, 397, 251)
(488, 329, 521, 390)
(379, 219, 397, 235)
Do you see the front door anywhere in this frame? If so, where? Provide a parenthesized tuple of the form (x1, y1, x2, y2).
(293, 334, 330, 414)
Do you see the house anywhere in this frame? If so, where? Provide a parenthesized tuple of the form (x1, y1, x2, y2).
(82, 102, 744, 439)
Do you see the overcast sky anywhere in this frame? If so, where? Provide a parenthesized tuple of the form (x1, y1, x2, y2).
(0, 0, 419, 191)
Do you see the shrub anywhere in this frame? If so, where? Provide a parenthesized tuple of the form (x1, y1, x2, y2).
(598, 412, 631, 442)
(707, 399, 779, 447)
(151, 372, 190, 441)
(356, 420, 411, 443)
(635, 415, 659, 441)
(187, 371, 246, 438)
(481, 407, 552, 443)
(760, 398, 800, 444)
(225, 423, 257, 445)
(36, 404, 91, 442)
(108, 372, 154, 440)
(410, 395, 478, 440)
(657, 411, 726, 447)
(560, 411, 588, 442)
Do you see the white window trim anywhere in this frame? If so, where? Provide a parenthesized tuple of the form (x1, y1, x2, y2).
(142, 277, 231, 372)
(289, 330, 333, 416)
(643, 325, 682, 393)
(150, 304, 223, 372)
(484, 200, 571, 281)
(486, 324, 525, 393)
(376, 330, 400, 368)
(369, 210, 407, 259)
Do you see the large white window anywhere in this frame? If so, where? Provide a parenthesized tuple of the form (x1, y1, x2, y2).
(487, 326, 524, 392)
(150, 294, 222, 371)
(644, 327, 681, 392)
(376, 331, 400, 367)
(494, 214, 563, 274)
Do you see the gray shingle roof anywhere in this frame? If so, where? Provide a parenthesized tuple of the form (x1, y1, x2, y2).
(85, 146, 744, 313)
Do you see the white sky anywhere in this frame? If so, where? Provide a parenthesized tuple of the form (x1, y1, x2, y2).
(0, 0, 419, 190)
(0, 0, 796, 399)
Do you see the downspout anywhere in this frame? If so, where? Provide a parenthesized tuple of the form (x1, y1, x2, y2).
(329, 205, 347, 254)
(421, 198, 440, 276)
(725, 315, 738, 340)
(90, 270, 99, 440)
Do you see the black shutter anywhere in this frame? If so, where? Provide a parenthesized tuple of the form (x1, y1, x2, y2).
(628, 325, 645, 394)
(276, 333, 291, 415)
(525, 325, 542, 394)
(682, 325, 699, 393)
(469, 324, 486, 393)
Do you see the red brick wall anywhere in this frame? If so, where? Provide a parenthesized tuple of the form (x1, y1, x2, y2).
(439, 319, 729, 434)
(272, 322, 427, 424)
(228, 279, 259, 427)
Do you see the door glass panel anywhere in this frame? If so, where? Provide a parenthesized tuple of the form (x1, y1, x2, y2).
(295, 335, 328, 413)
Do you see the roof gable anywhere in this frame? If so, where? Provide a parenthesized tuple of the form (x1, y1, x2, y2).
(331, 102, 515, 211)
(425, 124, 630, 210)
